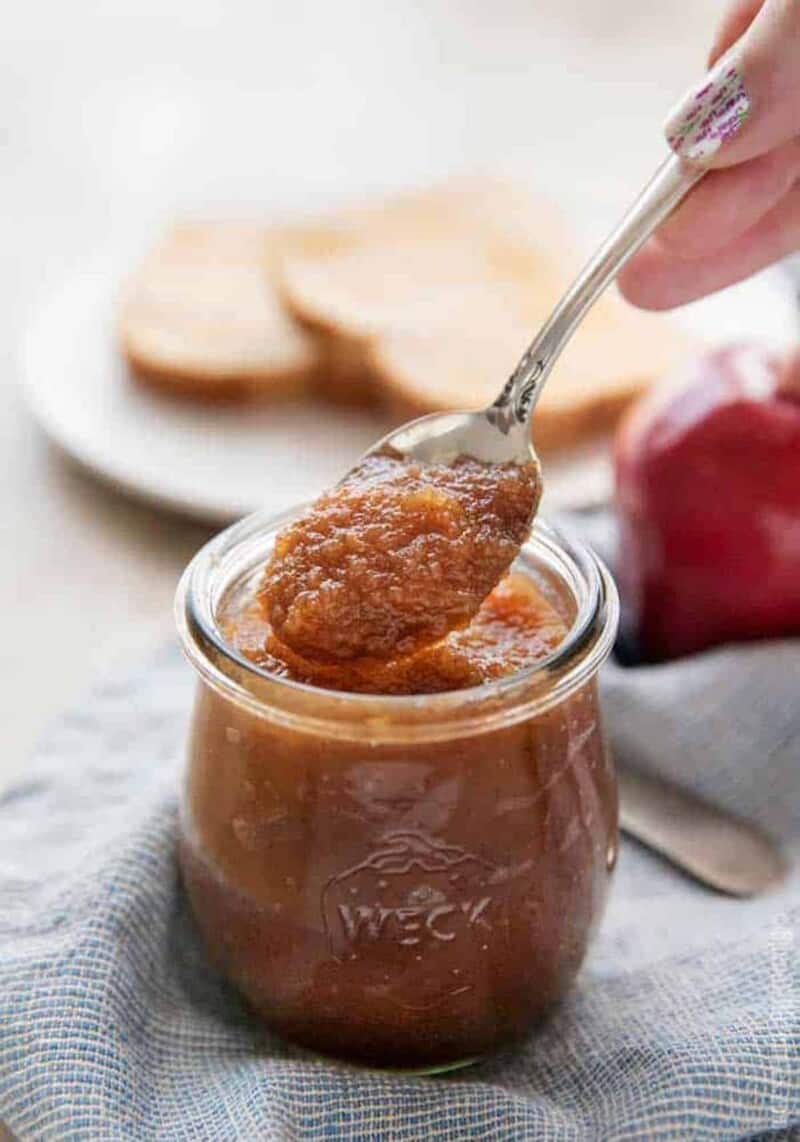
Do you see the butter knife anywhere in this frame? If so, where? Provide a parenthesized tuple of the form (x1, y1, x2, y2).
(618, 764, 789, 897)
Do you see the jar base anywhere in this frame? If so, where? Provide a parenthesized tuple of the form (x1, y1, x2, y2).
(283, 1038, 482, 1076)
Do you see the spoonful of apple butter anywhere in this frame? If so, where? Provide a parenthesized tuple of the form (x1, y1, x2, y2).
(261, 154, 704, 663)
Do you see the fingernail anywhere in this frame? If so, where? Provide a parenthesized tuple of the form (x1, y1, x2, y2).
(664, 60, 751, 162)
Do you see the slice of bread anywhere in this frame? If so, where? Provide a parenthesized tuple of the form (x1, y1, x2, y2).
(279, 180, 690, 448)
(371, 288, 689, 451)
(281, 179, 566, 349)
(119, 222, 321, 399)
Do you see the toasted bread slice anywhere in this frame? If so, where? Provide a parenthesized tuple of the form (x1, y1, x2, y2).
(312, 330, 380, 405)
(372, 289, 690, 451)
(279, 180, 690, 447)
(119, 222, 321, 399)
(280, 179, 566, 348)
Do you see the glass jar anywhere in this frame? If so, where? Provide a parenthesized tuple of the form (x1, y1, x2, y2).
(175, 509, 619, 1072)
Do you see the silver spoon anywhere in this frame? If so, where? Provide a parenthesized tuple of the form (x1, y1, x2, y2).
(373, 152, 702, 472)
(369, 152, 790, 898)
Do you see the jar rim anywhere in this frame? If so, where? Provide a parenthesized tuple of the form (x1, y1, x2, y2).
(175, 507, 619, 740)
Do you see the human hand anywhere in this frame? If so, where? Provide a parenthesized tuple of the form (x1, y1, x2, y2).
(619, 0, 800, 310)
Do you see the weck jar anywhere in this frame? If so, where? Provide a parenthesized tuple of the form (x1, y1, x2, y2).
(175, 508, 619, 1071)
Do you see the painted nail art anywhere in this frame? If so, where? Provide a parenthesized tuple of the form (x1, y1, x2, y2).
(664, 62, 751, 162)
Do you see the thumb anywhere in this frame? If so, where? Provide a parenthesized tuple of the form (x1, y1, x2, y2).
(664, 0, 800, 168)
(707, 0, 762, 67)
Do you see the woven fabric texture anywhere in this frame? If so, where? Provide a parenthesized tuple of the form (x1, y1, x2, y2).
(0, 519, 798, 1140)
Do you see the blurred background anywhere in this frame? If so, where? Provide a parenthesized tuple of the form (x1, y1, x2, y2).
(1, 0, 780, 776)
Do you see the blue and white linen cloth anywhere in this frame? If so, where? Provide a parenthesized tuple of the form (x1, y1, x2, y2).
(0, 522, 798, 1139)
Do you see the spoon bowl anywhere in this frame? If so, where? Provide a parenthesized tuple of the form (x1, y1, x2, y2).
(259, 157, 706, 667)
(374, 408, 533, 467)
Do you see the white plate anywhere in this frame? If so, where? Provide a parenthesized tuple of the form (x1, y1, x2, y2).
(21, 254, 798, 525)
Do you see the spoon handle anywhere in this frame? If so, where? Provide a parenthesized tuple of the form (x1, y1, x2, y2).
(493, 153, 703, 427)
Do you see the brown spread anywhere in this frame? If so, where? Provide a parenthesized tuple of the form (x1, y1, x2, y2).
(228, 571, 564, 694)
(259, 450, 541, 663)
(177, 457, 615, 1070)
(180, 641, 614, 1068)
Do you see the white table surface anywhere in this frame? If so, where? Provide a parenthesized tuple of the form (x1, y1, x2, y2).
(0, 0, 730, 790)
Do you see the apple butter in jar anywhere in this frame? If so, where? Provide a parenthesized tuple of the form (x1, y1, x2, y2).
(175, 508, 618, 1070)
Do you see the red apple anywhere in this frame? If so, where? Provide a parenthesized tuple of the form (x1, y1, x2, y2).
(614, 344, 800, 661)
